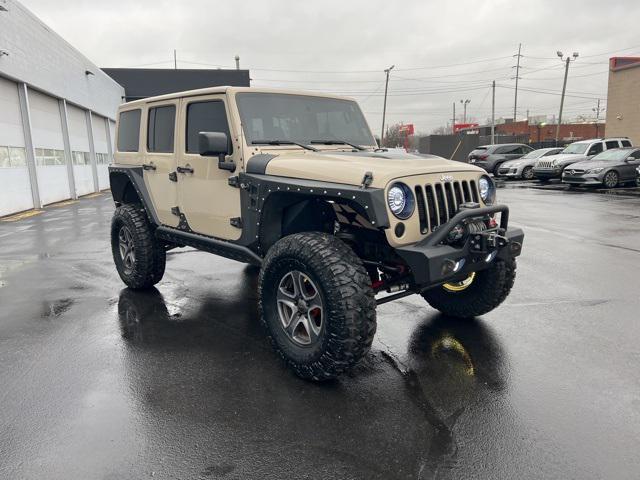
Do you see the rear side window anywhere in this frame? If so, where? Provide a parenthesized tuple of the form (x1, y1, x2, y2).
(605, 140, 620, 149)
(147, 105, 176, 153)
(621, 140, 632, 147)
(117, 109, 141, 152)
(588, 143, 603, 156)
(186, 100, 232, 154)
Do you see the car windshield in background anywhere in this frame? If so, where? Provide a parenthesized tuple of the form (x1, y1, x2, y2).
(561, 143, 588, 154)
(236, 93, 376, 147)
(592, 149, 632, 161)
(522, 149, 547, 159)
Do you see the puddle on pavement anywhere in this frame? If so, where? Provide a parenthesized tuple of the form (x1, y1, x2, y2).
(42, 298, 75, 318)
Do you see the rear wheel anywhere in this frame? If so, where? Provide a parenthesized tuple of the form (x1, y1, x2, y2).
(422, 259, 516, 318)
(603, 170, 619, 188)
(259, 232, 376, 380)
(522, 166, 534, 180)
(111, 204, 166, 289)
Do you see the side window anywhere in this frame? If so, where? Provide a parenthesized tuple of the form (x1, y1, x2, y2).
(631, 150, 640, 159)
(621, 140, 632, 147)
(588, 143, 603, 156)
(117, 109, 141, 152)
(544, 149, 559, 156)
(605, 140, 619, 149)
(185, 100, 232, 154)
(147, 105, 176, 153)
(495, 146, 514, 154)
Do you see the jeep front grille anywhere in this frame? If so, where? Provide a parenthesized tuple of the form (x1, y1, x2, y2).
(414, 180, 480, 234)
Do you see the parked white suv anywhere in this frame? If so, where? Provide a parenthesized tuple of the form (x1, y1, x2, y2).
(532, 138, 632, 181)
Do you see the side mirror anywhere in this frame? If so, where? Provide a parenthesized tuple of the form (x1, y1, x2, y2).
(198, 132, 235, 172)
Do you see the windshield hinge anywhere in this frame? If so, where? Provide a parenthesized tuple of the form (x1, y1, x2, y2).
(168, 171, 178, 182)
(230, 217, 243, 228)
(361, 171, 374, 189)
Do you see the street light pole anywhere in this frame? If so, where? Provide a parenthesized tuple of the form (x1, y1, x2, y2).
(555, 51, 578, 144)
(491, 81, 496, 144)
(452, 102, 456, 134)
(380, 65, 394, 145)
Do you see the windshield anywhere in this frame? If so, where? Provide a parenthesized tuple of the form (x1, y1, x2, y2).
(592, 149, 632, 161)
(236, 93, 376, 147)
(561, 143, 588, 154)
(521, 149, 548, 159)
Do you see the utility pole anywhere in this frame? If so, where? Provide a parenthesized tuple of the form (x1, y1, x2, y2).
(452, 102, 456, 134)
(513, 43, 522, 121)
(592, 99, 604, 137)
(380, 65, 394, 145)
(555, 51, 579, 143)
(460, 99, 470, 123)
(173, 49, 177, 70)
(491, 81, 496, 144)
(235, 55, 240, 70)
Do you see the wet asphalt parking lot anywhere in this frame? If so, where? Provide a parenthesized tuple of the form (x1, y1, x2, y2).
(1, 185, 639, 480)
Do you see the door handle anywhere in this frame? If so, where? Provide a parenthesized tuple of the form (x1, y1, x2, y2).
(142, 163, 156, 171)
(177, 165, 194, 174)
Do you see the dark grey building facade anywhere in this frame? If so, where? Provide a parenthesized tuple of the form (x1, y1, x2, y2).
(102, 68, 251, 101)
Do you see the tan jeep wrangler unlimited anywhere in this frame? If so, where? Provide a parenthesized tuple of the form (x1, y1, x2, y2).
(109, 87, 524, 380)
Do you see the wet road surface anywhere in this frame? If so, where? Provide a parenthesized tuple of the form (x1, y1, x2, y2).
(1, 188, 639, 479)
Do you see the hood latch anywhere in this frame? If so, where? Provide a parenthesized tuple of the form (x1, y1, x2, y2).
(361, 171, 373, 189)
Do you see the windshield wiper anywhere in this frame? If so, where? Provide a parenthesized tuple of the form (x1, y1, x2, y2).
(310, 140, 366, 151)
(251, 140, 318, 151)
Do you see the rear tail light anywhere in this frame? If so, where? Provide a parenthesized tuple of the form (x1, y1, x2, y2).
(478, 154, 488, 160)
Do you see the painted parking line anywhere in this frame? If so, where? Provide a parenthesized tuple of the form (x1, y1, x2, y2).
(0, 209, 44, 222)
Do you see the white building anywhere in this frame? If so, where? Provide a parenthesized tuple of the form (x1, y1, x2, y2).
(0, 0, 124, 216)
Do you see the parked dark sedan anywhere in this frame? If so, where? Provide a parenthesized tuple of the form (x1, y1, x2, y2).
(562, 147, 640, 188)
(468, 143, 533, 174)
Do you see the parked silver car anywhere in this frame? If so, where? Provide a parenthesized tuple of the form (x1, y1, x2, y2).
(496, 147, 563, 180)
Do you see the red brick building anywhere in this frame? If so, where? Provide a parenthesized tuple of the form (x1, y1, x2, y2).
(496, 121, 605, 143)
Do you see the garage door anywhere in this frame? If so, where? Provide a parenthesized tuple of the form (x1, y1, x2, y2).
(92, 114, 110, 190)
(0, 78, 33, 217)
(29, 89, 71, 205)
(67, 104, 95, 196)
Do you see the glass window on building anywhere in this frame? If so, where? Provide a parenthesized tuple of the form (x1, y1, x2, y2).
(0, 146, 9, 168)
(35, 148, 66, 166)
(72, 151, 91, 165)
(9, 147, 27, 167)
(96, 153, 110, 164)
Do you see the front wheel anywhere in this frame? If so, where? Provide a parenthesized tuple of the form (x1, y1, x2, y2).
(421, 259, 516, 318)
(522, 166, 534, 180)
(111, 204, 166, 289)
(603, 170, 619, 188)
(259, 232, 376, 380)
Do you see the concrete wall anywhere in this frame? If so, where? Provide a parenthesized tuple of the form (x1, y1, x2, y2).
(0, 0, 124, 119)
(606, 59, 640, 146)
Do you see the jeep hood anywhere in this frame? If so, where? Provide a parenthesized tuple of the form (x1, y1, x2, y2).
(540, 153, 587, 164)
(257, 150, 484, 188)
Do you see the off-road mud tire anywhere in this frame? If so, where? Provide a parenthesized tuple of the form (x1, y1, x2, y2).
(111, 204, 166, 289)
(259, 232, 376, 381)
(422, 259, 516, 319)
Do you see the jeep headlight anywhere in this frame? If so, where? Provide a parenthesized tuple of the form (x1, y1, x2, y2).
(387, 182, 414, 219)
(587, 167, 604, 174)
(478, 175, 496, 205)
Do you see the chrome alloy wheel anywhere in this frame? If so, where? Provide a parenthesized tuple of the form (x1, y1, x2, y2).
(118, 226, 136, 275)
(276, 270, 324, 346)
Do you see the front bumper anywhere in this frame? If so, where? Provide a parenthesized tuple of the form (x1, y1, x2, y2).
(533, 167, 561, 179)
(562, 174, 602, 185)
(497, 167, 521, 178)
(396, 205, 524, 286)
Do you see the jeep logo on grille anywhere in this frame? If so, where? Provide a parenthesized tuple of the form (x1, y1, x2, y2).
(440, 175, 454, 182)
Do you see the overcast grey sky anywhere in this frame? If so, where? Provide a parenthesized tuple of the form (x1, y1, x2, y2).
(20, 0, 640, 134)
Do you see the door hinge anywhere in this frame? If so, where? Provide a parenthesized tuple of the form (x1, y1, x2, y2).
(228, 175, 240, 187)
(168, 171, 178, 182)
(230, 217, 243, 228)
(171, 206, 181, 216)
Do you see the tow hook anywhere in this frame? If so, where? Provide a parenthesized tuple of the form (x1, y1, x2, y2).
(470, 231, 509, 253)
